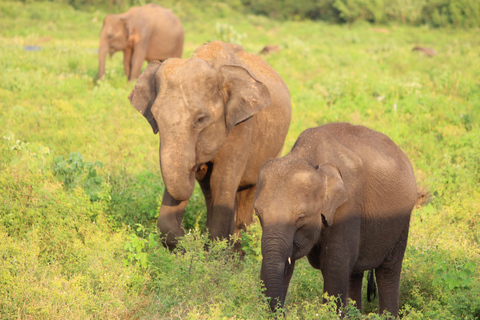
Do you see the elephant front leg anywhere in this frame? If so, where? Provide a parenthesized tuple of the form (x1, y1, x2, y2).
(321, 270, 350, 311)
(157, 188, 188, 251)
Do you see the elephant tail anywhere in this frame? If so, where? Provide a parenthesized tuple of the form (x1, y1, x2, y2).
(367, 270, 377, 302)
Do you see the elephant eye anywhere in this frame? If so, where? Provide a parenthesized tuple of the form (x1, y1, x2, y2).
(193, 115, 207, 128)
(295, 213, 306, 226)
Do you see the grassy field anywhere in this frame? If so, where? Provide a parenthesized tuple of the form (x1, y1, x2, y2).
(1, 1, 479, 319)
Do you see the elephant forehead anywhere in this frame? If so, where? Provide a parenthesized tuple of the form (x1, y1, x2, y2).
(261, 157, 314, 183)
(160, 59, 221, 99)
(160, 59, 188, 79)
(257, 160, 320, 210)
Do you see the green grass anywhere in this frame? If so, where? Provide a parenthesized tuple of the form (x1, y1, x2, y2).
(1, 1, 479, 319)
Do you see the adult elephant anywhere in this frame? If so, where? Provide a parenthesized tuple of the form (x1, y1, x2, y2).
(129, 41, 292, 251)
(98, 4, 184, 81)
(254, 123, 417, 317)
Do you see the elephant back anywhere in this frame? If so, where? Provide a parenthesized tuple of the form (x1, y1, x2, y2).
(193, 41, 288, 92)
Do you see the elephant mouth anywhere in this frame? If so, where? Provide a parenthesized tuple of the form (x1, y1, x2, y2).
(193, 163, 209, 181)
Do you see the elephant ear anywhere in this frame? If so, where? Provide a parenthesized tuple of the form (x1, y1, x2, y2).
(317, 163, 348, 228)
(128, 61, 162, 134)
(220, 65, 271, 132)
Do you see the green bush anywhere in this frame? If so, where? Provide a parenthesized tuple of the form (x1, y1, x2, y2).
(52, 152, 104, 201)
(10, 0, 480, 26)
(422, 0, 480, 27)
(334, 0, 386, 23)
(242, 0, 480, 26)
(1, 1, 480, 318)
(0, 136, 150, 319)
(242, 0, 340, 21)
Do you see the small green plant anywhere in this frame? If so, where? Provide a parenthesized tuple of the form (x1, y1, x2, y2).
(432, 258, 476, 290)
(240, 220, 262, 260)
(52, 152, 104, 201)
(107, 170, 164, 230)
(4, 134, 51, 173)
(123, 224, 159, 269)
(215, 23, 247, 45)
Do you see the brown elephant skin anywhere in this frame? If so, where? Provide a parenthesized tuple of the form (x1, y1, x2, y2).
(98, 4, 184, 81)
(129, 41, 292, 251)
(254, 122, 417, 317)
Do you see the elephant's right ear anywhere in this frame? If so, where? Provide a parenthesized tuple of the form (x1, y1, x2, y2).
(317, 163, 348, 228)
(128, 61, 162, 134)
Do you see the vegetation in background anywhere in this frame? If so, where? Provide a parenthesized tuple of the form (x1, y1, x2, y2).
(15, 0, 480, 27)
(1, 0, 479, 318)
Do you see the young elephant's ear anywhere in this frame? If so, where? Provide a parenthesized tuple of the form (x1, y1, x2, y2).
(317, 163, 348, 228)
(128, 60, 162, 134)
(220, 65, 271, 132)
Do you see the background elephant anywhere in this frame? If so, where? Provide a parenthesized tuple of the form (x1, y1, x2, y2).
(98, 4, 184, 81)
(129, 41, 292, 251)
(254, 122, 417, 317)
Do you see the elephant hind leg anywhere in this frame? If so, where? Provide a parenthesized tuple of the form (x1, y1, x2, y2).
(375, 222, 410, 317)
(234, 185, 256, 234)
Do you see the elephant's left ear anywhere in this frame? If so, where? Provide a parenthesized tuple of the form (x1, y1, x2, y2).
(317, 164, 348, 228)
(128, 61, 162, 134)
(220, 65, 271, 132)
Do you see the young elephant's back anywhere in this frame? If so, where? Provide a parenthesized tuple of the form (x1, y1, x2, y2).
(320, 123, 416, 269)
(330, 123, 414, 184)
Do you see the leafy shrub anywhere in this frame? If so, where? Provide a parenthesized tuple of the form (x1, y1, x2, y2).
(333, 0, 386, 23)
(52, 152, 104, 201)
(0, 136, 149, 319)
(422, 0, 480, 27)
(432, 258, 476, 290)
(242, 0, 480, 26)
(240, 218, 262, 259)
(107, 170, 163, 231)
(123, 224, 159, 269)
(241, 0, 340, 21)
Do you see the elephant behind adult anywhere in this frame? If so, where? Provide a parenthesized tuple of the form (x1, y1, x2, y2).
(98, 3, 184, 81)
(129, 41, 291, 250)
(254, 123, 417, 317)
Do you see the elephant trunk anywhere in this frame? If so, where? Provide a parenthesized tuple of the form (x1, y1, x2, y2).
(159, 137, 197, 202)
(260, 230, 295, 311)
(98, 36, 109, 80)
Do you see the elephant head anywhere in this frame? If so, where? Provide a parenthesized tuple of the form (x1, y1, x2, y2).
(98, 14, 128, 79)
(254, 157, 347, 311)
(129, 58, 271, 202)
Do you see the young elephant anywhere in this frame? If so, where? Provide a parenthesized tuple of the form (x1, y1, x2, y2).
(255, 123, 417, 317)
(129, 41, 291, 251)
(98, 4, 184, 81)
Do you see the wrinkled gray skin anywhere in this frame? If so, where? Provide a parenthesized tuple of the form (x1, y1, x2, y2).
(129, 41, 291, 251)
(98, 4, 184, 81)
(255, 123, 417, 317)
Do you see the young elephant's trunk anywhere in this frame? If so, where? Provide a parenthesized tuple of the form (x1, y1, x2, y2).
(260, 231, 295, 311)
(261, 260, 287, 311)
